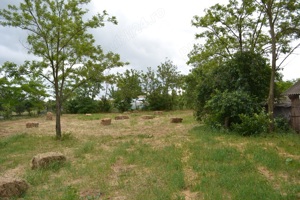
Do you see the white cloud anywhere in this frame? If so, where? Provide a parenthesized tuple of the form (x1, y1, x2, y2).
(0, 0, 299, 80)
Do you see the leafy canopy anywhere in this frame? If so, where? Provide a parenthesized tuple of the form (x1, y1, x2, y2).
(0, 0, 127, 138)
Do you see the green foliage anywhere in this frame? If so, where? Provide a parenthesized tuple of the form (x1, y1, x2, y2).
(192, 51, 270, 125)
(45, 100, 56, 112)
(146, 90, 172, 111)
(110, 69, 142, 112)
(141, 59, 182, 111)
(274, 116, 291, 132)
(113, 97, 132, 112)
(222, 51, 271, 100)
(0, 62, 47, 118)
(254, 0, 300, 130)
(204, 90, 260, 129)
(65, 97, 99, 114)
(0, 0, 126, 138)
(0, 104, 13, 119)
(190, 0, 268, 66)
(275, 79, 296, 102)
(98, 96, 111, 113)
(188, 0, 300, 132)
(232, 110, 270, 136)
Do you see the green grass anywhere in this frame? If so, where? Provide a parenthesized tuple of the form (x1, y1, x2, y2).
(77, 114, 104, 120)
(188, 126, 300, 200)
(0, 113, 299, 200)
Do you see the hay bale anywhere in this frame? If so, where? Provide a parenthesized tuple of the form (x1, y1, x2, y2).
(115, 115, 130, 120)
(101, 118, 111, 126)
(26, 122, 39, 128)
(31, 152, 66, 170)
(154, 111, 164, 115)
(170, 118, 183, 123)
(141, 115, 155, 120)
(26, 123, 32, 128)
(46, 112, 53, 120)
(0, 177, 29, 198)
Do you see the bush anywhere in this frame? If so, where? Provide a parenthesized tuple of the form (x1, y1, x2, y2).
(232, 110, 270, 136)
(146, 92, 175, 111)
(113, 97, 132, 112)
(274, 116, 290, 132)
(204, 90, 260, 129)
(0, 105, 13, 119)
(65, 97, 99, 114)
(98, 97, 111, 113)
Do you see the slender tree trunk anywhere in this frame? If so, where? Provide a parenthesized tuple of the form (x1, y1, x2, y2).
(55, 77, 62, 139)
(268, 62, 275, 132)
(55, 95, 62, 139)
(266, 2, 276, 132)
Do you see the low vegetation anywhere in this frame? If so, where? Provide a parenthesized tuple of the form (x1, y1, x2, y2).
(0, 111, 299, 199)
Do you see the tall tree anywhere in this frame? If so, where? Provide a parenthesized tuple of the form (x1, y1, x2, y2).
(110, 69, 142, 112)
(192, 51, 271, 124)
(189, 0, 300, 131)
(141, 67, 160, 96)
(0, 0, 126, 139)
(190, 0, 268, 65)
(0, 61, 47, 118)
(187, 0, 270, 112)
(257, 0, 300, 131)
(141, 59, 182, 111)
(157, 59, 181, 97)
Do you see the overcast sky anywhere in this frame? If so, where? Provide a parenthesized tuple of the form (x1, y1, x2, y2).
(0, 0, 299, 80)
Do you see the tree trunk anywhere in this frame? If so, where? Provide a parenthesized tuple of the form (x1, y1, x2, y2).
(266, 2, 276, 132)
(55, 93, 62, 139)
(268, 64, 275, 132)
(224, 117, 230, 129)
(55, 81, 61, 140)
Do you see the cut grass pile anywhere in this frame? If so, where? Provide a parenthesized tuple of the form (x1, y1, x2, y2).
(0, 110, 299, 200)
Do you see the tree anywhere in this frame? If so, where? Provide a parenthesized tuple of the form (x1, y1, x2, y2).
(0, 0, 126, 139)
(193, 51, 271, 126)
(141, 59, 182, 111)
(189, 0, 300, 131)
(187, 0, 270, 115)
(65, 96, 99, 114)
(110, 69, 142, 112)
(141, 67, 160, 96)
(190, 0, 269, 66)
(257, 0, 300, 131)
(0, 62, 47, 118)
(205, 90, 260, 128)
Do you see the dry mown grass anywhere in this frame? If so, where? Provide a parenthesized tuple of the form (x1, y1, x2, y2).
(0, 110, 299, 200)
(0, 110, 194, 138)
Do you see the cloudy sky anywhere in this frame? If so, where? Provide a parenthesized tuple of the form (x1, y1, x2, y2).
(0, 0, 299, 80)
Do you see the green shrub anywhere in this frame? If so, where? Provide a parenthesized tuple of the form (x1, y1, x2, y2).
(274, 116, 290, 132)
(232, 110, 270, 136)
(113, 97, 132, 112)
(98, 96, 111, 112)
(204, 90, 260, 129)
(65, 97, 99, 114)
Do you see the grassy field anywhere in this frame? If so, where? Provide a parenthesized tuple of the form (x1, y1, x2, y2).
(0, 110, 299, 200)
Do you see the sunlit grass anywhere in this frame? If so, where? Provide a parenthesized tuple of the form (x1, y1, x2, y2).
(0, 111, 299, 199)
